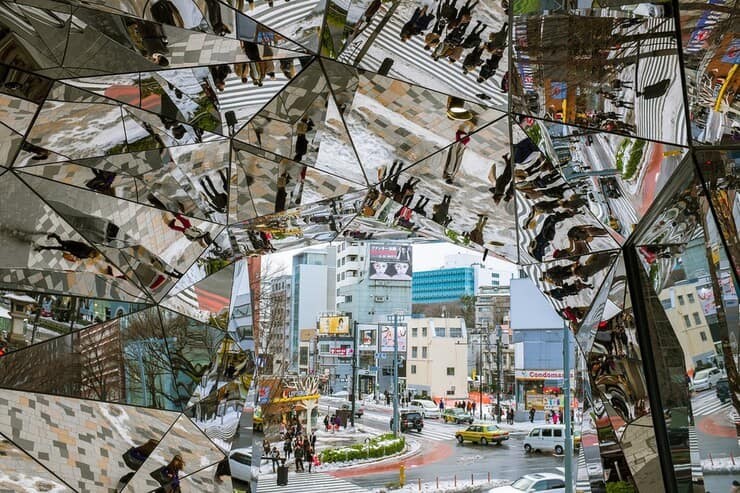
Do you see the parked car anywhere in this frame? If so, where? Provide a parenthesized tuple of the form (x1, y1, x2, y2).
(390, 410, 424, 433)
(716, 377, 730, 403)
(339, 400, 365, 418)
(485, 472, 565, 492)
(228, 448, 254, 482)
(455, 423, 510, 446)
(442, 408, 474, 424)
(408, 399, 441, 419)
(692, 367, 724, 391)
(524, 425, 581, 455)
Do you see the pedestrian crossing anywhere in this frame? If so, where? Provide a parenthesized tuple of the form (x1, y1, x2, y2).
(575, 447, 592, 493)
(415, 421, 468, 442)
(256, 471, 371, 493)
(338, 4, 508, 110)
(688, 425, 703, 482)
(692, 390, 732, 417)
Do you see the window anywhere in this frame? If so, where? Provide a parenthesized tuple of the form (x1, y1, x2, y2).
(345, 295, 352, 302)
(546, 479, 566, 490)
(700, 331, 707, 342)
(693, 312, 702, 325)
(660, 298, 672, 309)
(683, 315, 691, 327)
(435, 327, 445, 337)
(553, 428, 562, 437)
(421, 327, 428, 337)
(687, 293, 695, 303)
(542, 428, 552, 437)
(678, 295, 685, 305)
(320, 343, 330, 354)
(412, 327, 418, 337)
(446, 367, 455, 376)
(449, 327, 463, 338)
(422, 347, 428, 358)
(411, 346, 418, 358)
(411, 365, 417, 374)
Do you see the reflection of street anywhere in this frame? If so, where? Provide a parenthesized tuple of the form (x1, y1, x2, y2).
(691, 390, 740, 491)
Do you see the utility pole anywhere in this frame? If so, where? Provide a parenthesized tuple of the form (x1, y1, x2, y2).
(350, 320, 358, 427)
(388, 313, 404, 436)
(496, 325, 502, 424)
(478, 330, 483, 421)
(563, 319, 573, 493)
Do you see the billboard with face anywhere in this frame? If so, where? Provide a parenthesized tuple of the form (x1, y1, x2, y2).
(368, 243, 412, 281)
(318, 315, 350, 335)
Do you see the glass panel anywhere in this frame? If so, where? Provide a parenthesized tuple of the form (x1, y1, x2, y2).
(0, 388, 179, 491)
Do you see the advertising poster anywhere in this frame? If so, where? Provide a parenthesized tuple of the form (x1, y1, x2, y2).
(318, 315, 350, 335)
(368, 243, 412, 281)
(358, 325, 378, 351)
(380, 324, 407, 352)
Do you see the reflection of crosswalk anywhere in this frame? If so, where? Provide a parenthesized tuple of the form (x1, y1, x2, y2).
(576, 448, 592, 493)
(339, 5, 507, 109)
(256, 471, 370, 492)
(615, 18, 686, 144)
(692, 391, 732, 417)
(688, 425, 703, 482)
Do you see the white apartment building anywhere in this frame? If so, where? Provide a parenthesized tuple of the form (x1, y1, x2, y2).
(405, 317, 468, 400)
(659, 282, 718, 370)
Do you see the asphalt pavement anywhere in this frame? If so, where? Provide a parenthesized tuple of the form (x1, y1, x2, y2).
(343, 406, 567, 491)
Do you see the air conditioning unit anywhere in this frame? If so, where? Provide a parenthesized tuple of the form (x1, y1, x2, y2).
(374, 296, 385, 302)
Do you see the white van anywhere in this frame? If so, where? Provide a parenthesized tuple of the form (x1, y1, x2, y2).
(408, 400, 441, 419)
(524, 425, 580, 455)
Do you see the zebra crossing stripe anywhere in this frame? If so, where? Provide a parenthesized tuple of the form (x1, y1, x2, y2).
(256, 471, 371, 493)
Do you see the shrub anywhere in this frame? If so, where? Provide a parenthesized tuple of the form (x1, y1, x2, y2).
(319, 433, 405, 463)
(622, 139, 646, 180)
(606, 481, 636, 493)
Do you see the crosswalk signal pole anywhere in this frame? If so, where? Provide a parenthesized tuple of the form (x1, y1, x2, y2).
(564, 319, 573, 493)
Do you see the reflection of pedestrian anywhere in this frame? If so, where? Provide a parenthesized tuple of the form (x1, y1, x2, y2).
(200, 170, 228, 213)
(167, 213, 213, 246)
(150, 455, 184, 492)
(443, 129, 470, 184)
(35, 233, 99, 261)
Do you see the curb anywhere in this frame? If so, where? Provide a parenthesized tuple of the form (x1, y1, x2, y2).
(315, 438, 423, 472)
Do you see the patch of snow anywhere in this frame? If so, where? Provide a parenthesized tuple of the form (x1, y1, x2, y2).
(702, 456, 740, 474)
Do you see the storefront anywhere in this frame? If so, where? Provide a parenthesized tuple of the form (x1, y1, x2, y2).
(515, 370, 576, 411)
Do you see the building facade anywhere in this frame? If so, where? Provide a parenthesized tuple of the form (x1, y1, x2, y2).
(291, 248, 336, 371)
(510, 278, 576, 411)
(405, 317, 468, 400)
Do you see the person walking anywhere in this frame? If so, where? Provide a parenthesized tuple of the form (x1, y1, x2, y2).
(270, 447, 280, 473)
(283, 437, 292, 459)
(558, 409, 564, 425)
(529, 407, 536, 423)
(294, 443, 304, 472)
(304, 443, 314, 473)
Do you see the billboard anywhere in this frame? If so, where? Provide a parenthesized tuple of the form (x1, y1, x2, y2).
(368, 243, 412, 281)
(318, 315, 350, 335)
(380, 324, 407, 352)
(358, 325, 378, 351)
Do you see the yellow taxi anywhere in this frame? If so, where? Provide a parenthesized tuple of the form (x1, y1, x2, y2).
(455, 423, 510, 446)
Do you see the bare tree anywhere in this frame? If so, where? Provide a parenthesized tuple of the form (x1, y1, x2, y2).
(287, 375, 320, 434)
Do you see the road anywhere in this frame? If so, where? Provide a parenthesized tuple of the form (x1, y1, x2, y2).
(333, 403, 567, 491)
